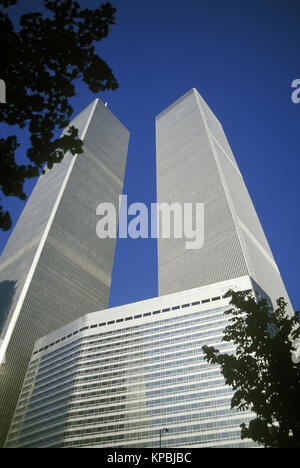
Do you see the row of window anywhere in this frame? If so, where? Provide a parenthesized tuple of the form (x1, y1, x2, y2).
(13, 353, 232, 428)
(33, 314, 228, 383)
(15, 342, 235, 419)
(29, 369, 222, 410)
(20, 351, 221, 408)
(19, 384, 233, 424)
(103, 430, 253, 450)
(24, 337, 230, 411)
(31, 363, 221, 403)
(32, 306, 228, 375)
(31, 332, 230, 393)
(17, 416, 251, 449)
(32, 324, 228, 393)
(10, 394, 234, 437)
(17, 407, 248, 446)
(25, 306, 228, 386)
(11, 396, 234, 440)
(32, 296, 228, 356)
(27, 371, 226, 415)
(36, 308, 229, 373)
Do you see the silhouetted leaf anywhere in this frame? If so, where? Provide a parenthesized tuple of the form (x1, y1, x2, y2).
(0, 1, 118, 230)
(202, 291, 300, 448)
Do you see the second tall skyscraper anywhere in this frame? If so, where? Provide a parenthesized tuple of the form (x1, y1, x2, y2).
(156, 88, 292, 313)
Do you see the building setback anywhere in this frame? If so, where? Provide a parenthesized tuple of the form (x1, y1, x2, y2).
(0, 99, 129, 446)
(156, 89, 292, 314)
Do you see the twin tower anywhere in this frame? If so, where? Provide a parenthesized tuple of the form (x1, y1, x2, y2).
(0, 89, 292, 446)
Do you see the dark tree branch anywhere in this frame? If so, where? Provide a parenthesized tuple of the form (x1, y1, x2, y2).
(0, 1, 118, 230)
(202, 291, 300, 448)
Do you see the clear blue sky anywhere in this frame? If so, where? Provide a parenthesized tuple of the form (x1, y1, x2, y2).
(1, 0, 299, 311)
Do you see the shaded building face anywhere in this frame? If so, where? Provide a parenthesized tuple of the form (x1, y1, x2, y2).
(0, 100, 129, 446)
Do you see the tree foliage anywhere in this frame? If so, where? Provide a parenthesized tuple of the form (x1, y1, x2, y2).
(202, 290, 300, 448)
(0, 0, 118, 231)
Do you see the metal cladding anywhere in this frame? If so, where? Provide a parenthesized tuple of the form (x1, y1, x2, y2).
(0, 99, 129, 446)
(156, 89, 292, 314)
(5, 276, 257, 448)
(0, 89, 294, 448)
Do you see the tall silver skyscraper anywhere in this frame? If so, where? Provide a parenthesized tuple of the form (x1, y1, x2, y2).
(0, 99, 129, 446)
(156, 89, 292, 313)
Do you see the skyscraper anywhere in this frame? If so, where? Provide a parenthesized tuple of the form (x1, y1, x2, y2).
(0, 99, 129, 446)
(3, 89, 294, 448)
(156, 89, 292, 314)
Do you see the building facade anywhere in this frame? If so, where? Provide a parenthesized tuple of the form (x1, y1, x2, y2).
(156, 89, 292, 314)
(2, 89, 294, 448)
(5, 276, 256, 448)
(0, 100, 129, 446)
